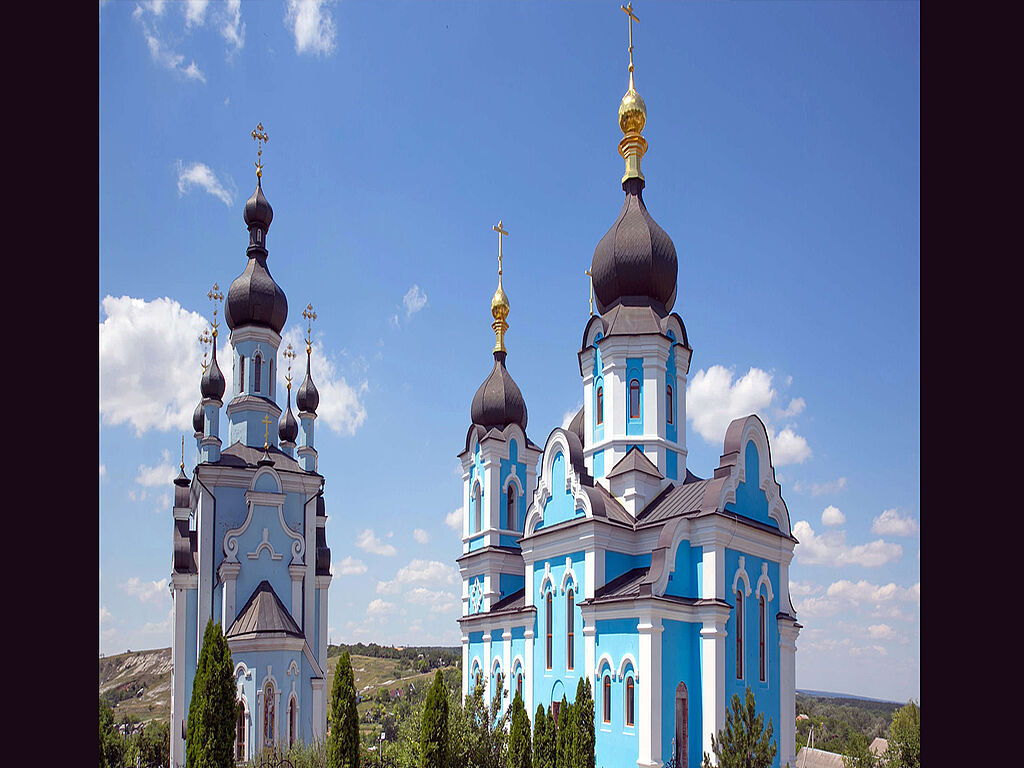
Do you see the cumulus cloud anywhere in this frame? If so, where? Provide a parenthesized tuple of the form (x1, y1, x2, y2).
(413, 528, 430, 544)
(355, 529, 397, 557)
(136, 450, 177, 488)
(771, 427, 812, 465)
(445, 507, 462, 532)
(793, 520, 902, 568)
(821, 505, 846, 527)
(121, 577, 169, 605)
(827, 579, 920, 608)
(867, 624, 895, 640)
(377, 558, 459, 595)
(792, 477, 848, 496)
(176, 160, 235, 207)
(776, 397, 806, 419)
(561, 402, 583, 429)
(405, 587, 458, 607)
(403, 285, 428, 317)
(366, 598, 393, 616)
(871, 508, 919, 537)
(335, 556, 367, 575)
(284, 0, 337, 57)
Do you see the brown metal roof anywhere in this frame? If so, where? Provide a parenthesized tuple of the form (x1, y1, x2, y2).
(607, 447, 664, 481)
(226, 580, 302, 638)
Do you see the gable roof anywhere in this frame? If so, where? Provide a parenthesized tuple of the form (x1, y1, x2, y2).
(226, 580, 302, 639)
(606, 446, 664, 480)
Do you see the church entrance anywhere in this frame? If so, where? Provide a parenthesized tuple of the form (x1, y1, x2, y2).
(674, 682, 688, 768)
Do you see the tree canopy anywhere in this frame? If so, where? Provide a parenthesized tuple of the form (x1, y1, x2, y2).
(328, 650, 360, 768)
(701, 686, 777, 768)
(186, 619, 236, 768)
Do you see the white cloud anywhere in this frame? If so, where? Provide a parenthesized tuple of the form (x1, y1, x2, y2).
(279, 326, 368, 437)
(100, 296, 227, 436)
(776, 397, 806, 419)
(871, 508, 919, 537)
(561, 402, 583, 429)
(793, 520, 902, 568)
(827, 579, 920, 608)
(867, 624, 895, 640)
(413, 528, 430, 544)
(136, 450, 176, 487)
(100, 605, 113, 625)
(792, 477, 848, 496)
(355, 529, 397, 557)
(405, 587, 458, 607)
(821, 505, 846, 527)
(335, 556, 367, 575)
(121, 577, 169, 605)
(219, 0, 245, 55)
(284, 0, 338, 57)
(770, 426, 812, 465)
(176, 160, 234, 207)
(182, 0, 209, 28)
(403, 285, 428, 317)
(133, 4, 206, 82)
(395, 559, 458, 585)
(445, 507, 462, 532)
(366, 598, 393, 616)
(182, 61, 206, 82)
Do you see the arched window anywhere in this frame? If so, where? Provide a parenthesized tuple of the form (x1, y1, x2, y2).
(566, 588, 575, 671)
(759, 593, 767, 682)
(239, 355, 245, 391)
(473, 483, 481, 533)
(288, 696, 297, 746)
(507, 485, 516, 530)
(254, 353, 262, 393)
(596, 386, 604, 425)
(236, 700, 246, 760)
(545, 592, 553, 669)
(667, 384, 673, 424)
(263, 682, 275, 747)
(603, 675, 612, 723)
(629, 379, 640, 419)
(625, 676, 635, 727)
(736, 589, 744, 679)
(269, 359, 273, 397)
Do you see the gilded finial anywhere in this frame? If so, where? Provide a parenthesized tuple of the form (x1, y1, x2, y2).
(262, 413, 272, 450)
(283, 343, 296, 391)
(251, 122, 269, 180)
(198, 328, 212, 372)
(618, 3, 648, 183)
(180, 436, 185, 471)
(302, 303, 317, 355)
(585, 269, 594, 317)
(207, 283, 224, 339)
(490, 221, 510, 353)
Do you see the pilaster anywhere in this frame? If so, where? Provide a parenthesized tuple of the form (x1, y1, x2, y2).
(637, 615, 664, 768)
(700, 619, 728, 765)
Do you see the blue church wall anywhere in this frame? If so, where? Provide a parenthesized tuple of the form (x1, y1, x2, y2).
(468, 534, 486, 552)
(183, 588, 199, 721)
(604, 551, 652, 584)
(666, 331, 678, 444)
(235, 648, 307, 746)
(230, 410, 281, 450)
(593, 617, 640, 768)
(666, 449, 678, 481)
(532, 550, 586, 708)
(593, 449, 604, 479)
(664, 544, 701, 599)
(232, 339, 278, 400)
(231, 502, 301, 624)
(660, 619, 703, 768)
(469, 444, 485, 534)
(500, 439, 526, 532)
(723, 441, 778, 531)
(626, 358, 644, 436)
(499, 572, 525, 601)
(535, 452, 584, 530)
(313, 588, 320, 656)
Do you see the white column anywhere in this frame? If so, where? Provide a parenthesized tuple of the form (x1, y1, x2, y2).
(484, 456, 500, 547)
(317, 574, 331, 667)
(220, 561, 240, 628)
(700, 619, 728, 765)
(483, 633, 493, 705)
(583, 624, 596, 707)
(311, 678, 326, 738)
(702, 544, 724, 601)
(779, 620, 800, 767)
(637, 615, 664, 768)
(196, 490, 214, 635)
(503, 628, 513, 712)
(170, 579, 188, 768)
(524, 628, 535, 716)
(289, 563, 305, 625)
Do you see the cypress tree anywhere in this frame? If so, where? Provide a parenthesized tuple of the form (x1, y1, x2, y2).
(507, 691, 532, 768)
(327, 650, 360, 768)
(573, 678, 595, 768)
(533, 705, 553, 768)
(186, 619, 236, 768)
(555, 695, 573, 768)
(421, 669, 449, 768)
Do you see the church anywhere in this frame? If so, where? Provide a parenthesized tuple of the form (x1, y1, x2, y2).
(168, 129, 333, 766)
(456, 6, 801, 767)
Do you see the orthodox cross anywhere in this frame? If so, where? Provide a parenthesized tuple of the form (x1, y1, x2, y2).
(262, 413, 272, 449)
(302, 303, 317, 354)
(207, 283, 224, 338)
(585, 270, 595, 316)
(622, 3, 639, 82)
(198, 328, 212, 372)
(493, 220, 509, 281)
(283, 343, 296, 390)
(180, 436, 185, 471)
(251, 122, 269, 179)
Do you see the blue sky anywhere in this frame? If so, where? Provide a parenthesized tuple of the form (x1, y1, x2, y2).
(99, 1, 919, 703)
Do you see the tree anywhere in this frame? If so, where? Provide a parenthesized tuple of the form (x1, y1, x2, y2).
(842, 731, 877, 768)
(186, 619, 236, 768)
(507, 690, 532, 768)
(882, 701, 919, 768)
(555, 695, 574, 768)
(700, 686, 777, 768)
(421, 670, 449, 768)
(327, 650, 360, 768)
(573, 678, 595, 768)
(533, 704, 554, 768)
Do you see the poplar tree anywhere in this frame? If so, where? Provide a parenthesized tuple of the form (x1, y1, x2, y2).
(327, 651, 360, 768)
(555, 695, 574, 768)
(700, 686, 777, 768)
(186, 619, 236, 768)
(533, 705, 554, 768)
(573, 678, 595, 768)
(421, 669, 449, 768)
(507, 690, 532, 768)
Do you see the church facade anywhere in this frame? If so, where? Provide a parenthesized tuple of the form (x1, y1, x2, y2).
(457, 16, 800, 768)
(168, 152, 332, 766)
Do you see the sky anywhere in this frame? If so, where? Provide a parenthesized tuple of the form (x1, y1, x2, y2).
(99, 1, 920, 704)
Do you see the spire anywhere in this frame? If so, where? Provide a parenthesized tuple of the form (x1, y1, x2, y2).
(278, 343, 299, 447)
(618, 2, 648, 184)
(174, 436, 189, 486)
(490, 220, 510, 354)
(200, 284, 226, 401)
(296, 303, 320, 414)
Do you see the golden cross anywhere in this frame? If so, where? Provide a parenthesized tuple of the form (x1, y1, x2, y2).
(198, 328, 212, 371)
(585, 269, 594, 316)
(493, 220, 509, 281)
(302, 303, 317, 353)
(262, 413, 272, 449)
(622, 3, 639, 83)
(180, 436, 185, 471)
(251, 122, 269, 178)
(283, 343, 296, 390)
(207, 283, 224, 337)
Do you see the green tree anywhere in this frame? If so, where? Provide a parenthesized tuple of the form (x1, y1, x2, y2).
(554, 696, 574, 768)
(507, 690, 532, 768)
(99, 698, 121, 768)
(421, 670, 449, 768)
(882, 701, 919, 768)
(533, 704, 554, 768)
(327, 650, 360, 768)
(186, 619, 236, 768)
(700, 686, 777, 768)
(573, 678, 595, 768)
(842, 731, 877, 768)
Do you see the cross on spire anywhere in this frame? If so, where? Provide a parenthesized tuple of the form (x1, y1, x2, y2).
(207, 283, 224, 338)
(622, 2, 639, 87)
(262, 413, 272, 449)
(302, 303, 317, 354)
(283, 343, 296, 390)
(198, 328, 212, 371)
(585, 269, 594, 316)
(493, 220, 509, 283)
(251, 122, 269, 179)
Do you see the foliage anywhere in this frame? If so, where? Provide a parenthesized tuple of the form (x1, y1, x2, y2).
(572, 678, 595, 768)
(554, 696, 573, 768)
(533, 704, 554, 768)
(186, 619, 236, 768)
(700, 686, 777, 768)
(507, 691, 532, 768)
(328, 650, 361, 768)
(100, 698, 123, 768)
(463, 671, 509, 768)
(421, 670, 449, 768)
(841, 731, 877, 768)
(794, 693, 897, 752)
(882, 701, 920, 768)
(100, 697, 170, 768)
(326, 642, 462, 669)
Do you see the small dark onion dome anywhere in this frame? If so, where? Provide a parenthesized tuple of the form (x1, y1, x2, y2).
(296, 355, 320, 414)
(173, 464, 190, 507)
(590, 177, 678, 316)
(279, 390, 299, 443)
(470, 351, 528, 431)
(192, 401, 204, 434)
(567, 405, 584, 447)
(225, 181, 288, 335)
(200, 347, 226, 401)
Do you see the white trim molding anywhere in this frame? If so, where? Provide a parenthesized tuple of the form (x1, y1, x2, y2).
(731, 556, 752, 597)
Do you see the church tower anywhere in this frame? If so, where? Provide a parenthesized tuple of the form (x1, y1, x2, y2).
(170, 125, 333, 767)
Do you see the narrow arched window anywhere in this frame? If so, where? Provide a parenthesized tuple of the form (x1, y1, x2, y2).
(288, 697, 296, 746)
(517, 673, 523, 699)
(473, 483, 481, 533)
(603, 675, 611, 723)
(507, 485, 516, 530)
(736, 589, 744, 679)
(269, 359, 274, 397)
(236, 701, 246, 760)
(596, 386, 604, 425)
(546, 592, 553, 669)
(667, 384, 674, 424)
(629, 379, 640, 419)
(759, 593, 767, 682)
(254, 353, 262, 393)
(239, 355, 245, 391)
(566, 588, 575, 671)
(264, 682, 275, 747)
(626, 676, 635, 726)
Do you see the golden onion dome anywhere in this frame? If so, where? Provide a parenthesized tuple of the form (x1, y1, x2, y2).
(491, 283, 510, 321)
(619, 87, 647, 135)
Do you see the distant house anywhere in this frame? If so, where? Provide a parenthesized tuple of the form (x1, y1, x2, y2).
(796, 714, 810, 722)
(795, 746, 847, 768)
(870, 737, 889, 760)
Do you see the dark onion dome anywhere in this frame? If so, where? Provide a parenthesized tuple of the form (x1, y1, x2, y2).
(278, 390, 299, 443)
(192, 401, 204, 434)
(200, 347, 226, 401)
(225, 180, 288, 335)
(590, 176, 677, 317)
(568, 405, 584, 447)
(470, 351, 527, 431)
(296, 354, 319, 413)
